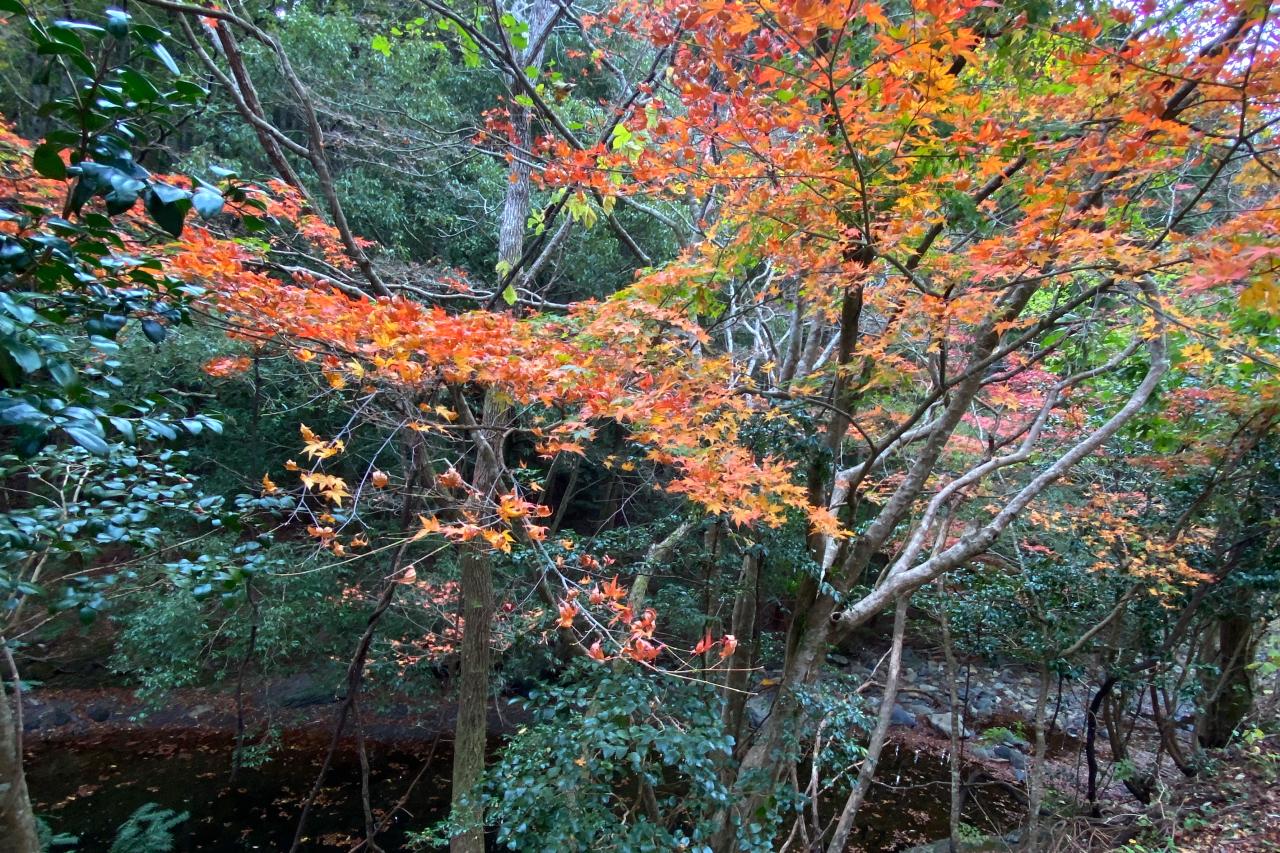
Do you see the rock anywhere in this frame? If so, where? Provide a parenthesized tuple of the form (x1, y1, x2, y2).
(49, 707, 72, 727)
(927, 712, 971, 738)
(745, 689, 776, 729)
(825, 652, 851, 667)
(87, 703, 111, 723)
(906, 701, 936, 718)
(270, 673, 341, 709)
(890, 704, 917, 728)
(993, 744, 1027, 770)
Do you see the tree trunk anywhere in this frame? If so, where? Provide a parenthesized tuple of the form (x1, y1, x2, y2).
(450, 547, 494, 853)
(497, 0, 556, 275)
(1, 646, 40, 853)
(449, 386, 505, 853)
(723, 549, 762, 748)
(1025, 663, 1051, 851)
(937, 581, 963, 850)
(1201, 607, 1257, 749)
(825, 595, 908, 853)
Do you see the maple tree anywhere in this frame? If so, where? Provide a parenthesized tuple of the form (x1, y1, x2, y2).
(526, 0, 1279, 841)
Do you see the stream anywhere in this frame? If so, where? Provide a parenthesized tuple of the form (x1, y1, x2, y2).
(26, 731, 1020, 851)
(27, 732, 453, 851)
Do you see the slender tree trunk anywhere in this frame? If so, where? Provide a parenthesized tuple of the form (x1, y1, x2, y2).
(0, 642, 39, 853)
(825, 595, 908, 853)
(723, 548, 762, 748)
(450, 546, 494, 853)
(449, 388, 505, 853)
(1026, 663, 1051, 851)
(448, 0, 554, 827)
(497, 0, 556, 275)
(937, 581, 963, 850)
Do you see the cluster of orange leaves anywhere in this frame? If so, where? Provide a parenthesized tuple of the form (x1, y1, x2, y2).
(1, 123, 825, 555)
(537, 0, 1279, 396)
(209, 262, 828, 539)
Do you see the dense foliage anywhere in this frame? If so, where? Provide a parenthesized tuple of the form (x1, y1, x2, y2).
(1, 0, 1278, 851)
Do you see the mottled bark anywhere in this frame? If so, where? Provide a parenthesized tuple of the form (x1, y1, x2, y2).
(937, 581, 963, 849)
(722, 549, 762, 748)
(497, 0, 557, 274)
(1026, 663, 1051, 850)
(1201, 606, 1258, 749)
(450, 546, 494, 853)
(0, 643, 39, 853)
(449, 388, 506, 853)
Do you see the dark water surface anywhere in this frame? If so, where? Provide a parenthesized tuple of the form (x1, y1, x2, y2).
(27, 733, 1020, 851)
(847, 742, 1021, 850)
(27, 733, 452, 851)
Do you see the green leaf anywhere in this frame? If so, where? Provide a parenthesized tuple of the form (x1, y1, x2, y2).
(171, 79, 208, 100)
(89, 335, 120, 353)
(66, 425, 110, 455)
(33, 143, 66, 180)
(141, 318, 166, 343)
(192, 188, 223, 218)
(142, 417, 177, 440)
(371, 34, 391, 57)
(150, 181, 190, 205)
(108, 416, 135, 442)
(47, 359, 77, 388)
(145, 185, 188, 237)
(105, 8, 130, 39)
(5, 341, 40, 372)
(502, 283, 517, 305)
(150, 41, 180, 75)
(119, 68, 160, 101)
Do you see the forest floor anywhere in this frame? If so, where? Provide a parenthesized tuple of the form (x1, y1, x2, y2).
(19, 631, 1278, 851)
(1159, 734, 1280, 851)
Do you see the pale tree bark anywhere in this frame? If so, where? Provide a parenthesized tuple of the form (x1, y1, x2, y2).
(1026, 663, 1052, 850)
(825, 595, 908, 853)
(449, 5, 559, 841)
(712, 26, 1249, 833)
(714, 302, 1169, 850)
(1, 641, 39, 853)
(497, 0, 558, 274)
(626, 520, 697, 611)
(937, 579, 964, 849)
